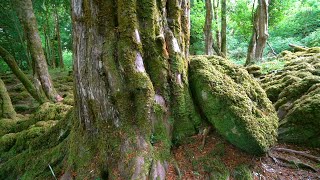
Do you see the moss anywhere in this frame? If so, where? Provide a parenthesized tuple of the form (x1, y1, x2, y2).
(189, 56, 278, 155)
(233, 164, 253, 180)
(32, 102, 72, 122)
(0, 133, 17, 153)
(0, 117, 30, 136)
(0, 140, 68, 180)
(0, 109, 72, 179)
(246, 65, 262, 77)
(278, 90, 320, 147)
(261, 48, 320, 147)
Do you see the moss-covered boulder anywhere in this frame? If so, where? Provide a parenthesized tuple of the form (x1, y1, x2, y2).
(261, 49, 320, 147)
(189, 56, 278, 155)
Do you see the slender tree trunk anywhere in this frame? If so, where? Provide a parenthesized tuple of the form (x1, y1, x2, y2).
(204, 0, 214, 55)
(54, 4, 64, 69)
(69, 0, 200, 178)
(14, 0, 60, 102)
(213, 0, 221, 50)
(0, 45, 46, 104)
(254, 0, 269, 60)
(0, 78, 16, 119)
(220, 0, 227, 56)
(245, 0, 269, 65)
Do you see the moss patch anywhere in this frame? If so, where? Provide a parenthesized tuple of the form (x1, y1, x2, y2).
(189, 55, 278, 155)
(261, 48, 320, 147)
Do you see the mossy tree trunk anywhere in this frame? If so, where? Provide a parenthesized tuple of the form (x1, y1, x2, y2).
(0, 45, 46, 104)
(0, 78, 16, 119)
(245, 0, 269, 66)
(70, 0, 200, 179)
(13, 0, 60, 102)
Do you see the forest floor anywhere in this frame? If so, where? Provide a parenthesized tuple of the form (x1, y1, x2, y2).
(1, 69, 320, 179)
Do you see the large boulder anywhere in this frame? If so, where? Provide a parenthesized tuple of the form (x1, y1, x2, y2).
(189, 56, 278, 155)
(261, 48, 320, 147)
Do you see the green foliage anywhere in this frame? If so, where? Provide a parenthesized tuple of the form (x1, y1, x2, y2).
(271, 9, 320, 39)
(190, 0, 205, 55)
(302, 28, 320, 47)
(229, 0, 252, 40)
(63, 50, 73, 70)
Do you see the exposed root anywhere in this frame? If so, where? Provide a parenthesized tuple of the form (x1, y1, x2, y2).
(200, 126, 211, 150)
(268, 151, 318, 172)
(272, 147, 320, 163)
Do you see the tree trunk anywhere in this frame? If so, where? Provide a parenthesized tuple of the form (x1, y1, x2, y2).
(245, 0, 269, 66)
(0, 78, 16, 119)
(54, 4, 64, 69)
(213, 0, 221, 51)
(0, 45, 46, 104)
(70, 0, 200, 179)
(204, 0, 214, 55)
(14, 0, 60, 102)
(220, 0, 227, 56)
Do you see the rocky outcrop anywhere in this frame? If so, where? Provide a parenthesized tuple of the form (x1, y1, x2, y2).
(261, 47, 320, 147)
(189, 55, 278, 155)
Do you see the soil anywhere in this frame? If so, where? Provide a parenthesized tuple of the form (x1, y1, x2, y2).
(167, 130, 320, 179)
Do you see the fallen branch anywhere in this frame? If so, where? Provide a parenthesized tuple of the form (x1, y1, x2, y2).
(267, 41, 277, 56)
(273, 147, 320, 163)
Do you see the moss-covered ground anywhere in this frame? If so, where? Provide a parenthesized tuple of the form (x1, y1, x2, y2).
(1, 51, 320, 179)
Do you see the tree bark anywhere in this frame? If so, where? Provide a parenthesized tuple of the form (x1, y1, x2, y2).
(204, 0, 214, 55)
(54, 4, 64, 69)
(220, 0, 227, 56)
(0, 78, 16, 119)
(245, 0, 269, 66)
(0, 45, 46, 104)
(213, 0, 221, 51)
(14, 0, 60, 102)
(70, 0, 200, 179)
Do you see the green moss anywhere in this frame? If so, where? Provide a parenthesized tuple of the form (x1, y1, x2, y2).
(32, 102, 72, 122)
(189, 56, 278, 155)
(260, 49, 320, 147)
(233, 164, 253, 180)
(278, 90, 320, 147)
(0, 109, 72, 179)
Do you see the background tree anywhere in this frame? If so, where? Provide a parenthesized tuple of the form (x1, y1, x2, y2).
(221, 0, 227, 56)
(245, 0, 269, 65)
(0, 0, 32, 70)
(0, 45, 46, 103)
(13, 0, 60, 102)
(204, 0, 214, 55)
(0, 78, 16, 119)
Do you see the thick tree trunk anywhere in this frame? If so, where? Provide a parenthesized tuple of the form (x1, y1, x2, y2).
(220, 0, 227, 56)
(204, 0, 214, 55)
(0, 78, 16, 119)
(14, 0, 60, 102)
(70, 0, 199, 179)
(0, 45, 46, 104)
(245, 0, 269, 66)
